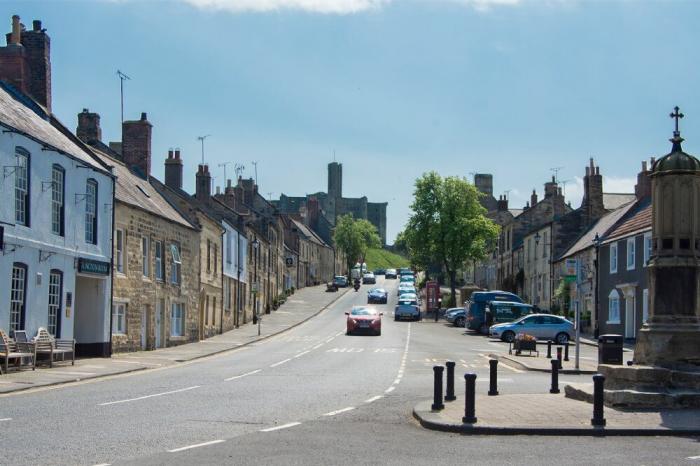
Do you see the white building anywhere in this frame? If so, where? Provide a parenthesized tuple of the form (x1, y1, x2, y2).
(0, 82, 114, 356)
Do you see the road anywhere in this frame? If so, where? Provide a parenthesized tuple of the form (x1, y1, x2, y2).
(1, 276, 698, 465)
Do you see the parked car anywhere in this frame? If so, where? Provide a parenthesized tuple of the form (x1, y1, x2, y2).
(484, 301, 535, 327)
(445, 307, 467, 326)
(489, 314, 574, 344)
(395, 304, 421, 321)
(333, 275, 348, 288)
(397, 292, 418, 306)
(362, 272, 376, 284)
(385, 268, 398, 279)
(399, 275, 415, 284)
(346, 306, 383, 336)
(373, 268, 386, 275)
(398, 283, 416, 296)
(367, 288, 388, 304)
(466, 291, 523, 334)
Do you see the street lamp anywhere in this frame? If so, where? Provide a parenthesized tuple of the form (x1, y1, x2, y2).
(592, 233, 602, 338)
(252, 238, 260, 333)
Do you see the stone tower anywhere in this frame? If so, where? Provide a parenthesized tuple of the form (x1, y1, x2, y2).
(635, 107, 700, 367)
(328, 162, 342, 199)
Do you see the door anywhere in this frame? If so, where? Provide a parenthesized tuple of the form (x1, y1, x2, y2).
(155, 299, 164, 349)
(625, 295, 636, 339)
(141, 306, 148, 350)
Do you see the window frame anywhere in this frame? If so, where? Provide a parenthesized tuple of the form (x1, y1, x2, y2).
(51, 164, 65, 236)
(154, 240, 164, 281)
(626, 237, 636, 271)
(115, 229, 125, 274)
(608, 289, 621, 324)
(112, 302, 127, 335)
(48, 269, 63, 337)
(14, 147, 30, 226)
(170, 302, 184, 337)
(85, 179, 98, 245)
(170, 243, 181, 285)
(643, 232, 652, 266)
(609, 242, 618, 274)
(142, 236, 150, 278)
(10, 262, 28, 335)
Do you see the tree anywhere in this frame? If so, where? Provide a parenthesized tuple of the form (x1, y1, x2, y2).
(405, 172, 500, 306)
(333, 214, 382, 276)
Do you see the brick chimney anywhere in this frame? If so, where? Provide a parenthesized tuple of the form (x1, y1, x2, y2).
(634, 159, 652, 200)
(195, 164, 211, 201)
(164, 149, 183, 190)
(581, 158, 605, 225)
(76, 108, 101, 143)
(530, 189, 538, 207)
(544, 176, 559, 198)
(497, 195, 508, 212)
(238, 177, 256, 206)
(0, 15, 52, 112)
(122, 112, 152, 177)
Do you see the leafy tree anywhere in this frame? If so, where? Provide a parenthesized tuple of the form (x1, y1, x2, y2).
(405, 172, 500, 305)
(333, 214, 381, 276)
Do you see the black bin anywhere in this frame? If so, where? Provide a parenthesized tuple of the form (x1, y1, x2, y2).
(598, 334, 623, 365)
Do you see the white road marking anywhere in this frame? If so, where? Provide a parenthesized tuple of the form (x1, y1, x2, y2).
(365, 396, 383, 403)
(98, 385, 200, 406)
(167, 439, 225, 453)
(312, 344, 323, 350)
(0, 418, 12, 422)
(42, 370, 98, 376)
(294, 351, 310, 358)
(498, 362, 524, 373)
(393, 378, 401, 384)
(385, 386, 395, 393)
(92, 463, 111, 466)
(224, 369, 261, 381)
(260, 422, 302, 432)
(323, 407, 355, 416)
(111, 360, 162, 366)
(270, 358, 291, 368)
(687, 456, 700, 460)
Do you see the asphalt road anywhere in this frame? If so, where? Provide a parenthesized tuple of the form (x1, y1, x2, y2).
(1, 277, 698, 465)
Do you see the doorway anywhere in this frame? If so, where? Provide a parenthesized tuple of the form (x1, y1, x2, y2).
(74, 275, 109, 357)
(625, 294, 636, 339)
(141, 305, 149, 350)
(155, 299, 164, 349)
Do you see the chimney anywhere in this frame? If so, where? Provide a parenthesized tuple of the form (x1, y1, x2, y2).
(1, 15, 52, 112)
(634, 159, 652, 200)
(474, 174, 493, 197)
(195, 164, 211, 201)
(530, 189, 538, 207)
(164, 148, 183, 190)
(76, 108, 102, 143)
(544, 176, 558, 198)
(122, 112, 152, 177)
(524, 201, 530, 211)
(581, 157, 604, 225)
(497, 195, 508, 212)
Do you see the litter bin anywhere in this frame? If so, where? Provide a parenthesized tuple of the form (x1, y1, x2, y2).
(598, 334, 623, 365)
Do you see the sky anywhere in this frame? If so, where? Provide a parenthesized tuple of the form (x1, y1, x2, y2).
(5, 0, 699, 244)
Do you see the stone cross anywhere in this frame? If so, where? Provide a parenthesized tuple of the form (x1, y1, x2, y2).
(670, 106, 684, 134)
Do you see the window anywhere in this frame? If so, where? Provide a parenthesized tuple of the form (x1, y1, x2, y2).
(142, 236, 150, 278)
(643, 232, 652, 266)
(226, 233, 232, 265)
(212, 297, 217, 326)
(170, 243, 181, 285)
(224, 279, 231, 310)
(14, 148, 30, 226)
(608, 290, 620, 323)
(642, 288, 649, 323)
(542, 232, 547, 258)
(171, 302, 184, 337)
(205, 295, 209, 325)
(626, 237, 636, 270)
(51, 165, 65, 236)
(609, 242, 618, 274)
(48, 270, 63, 337)
(10, 263, 28, 334)
(207, 239, 211, 272)
(214, 244, 218, 276)
(112, 303, 127, 334)
(155, 240, 164, 281)
(85, 179, 98, 244)
(116, 229, 125, 273)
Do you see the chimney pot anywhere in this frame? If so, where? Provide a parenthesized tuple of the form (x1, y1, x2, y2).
(642, 161, 647, 171)
(10, 15, 20, 45)
(174, 149, 180, 159)
(140, 112, 147, 121)
(32, 20, 41, 32)
(168, 149, 173, 159)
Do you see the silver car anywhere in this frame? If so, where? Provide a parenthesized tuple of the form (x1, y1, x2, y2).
(489, 314, 574, 344)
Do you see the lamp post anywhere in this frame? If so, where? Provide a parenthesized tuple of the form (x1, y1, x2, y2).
(252, 238, 260, 334)
(592, 233, 601, 338)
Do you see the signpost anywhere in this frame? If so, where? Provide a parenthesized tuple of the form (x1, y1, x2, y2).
(574, 259, 581, 370)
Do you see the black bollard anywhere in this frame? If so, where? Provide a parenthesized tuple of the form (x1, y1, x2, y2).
(564, 342, 570, 361)
(462, 373, 477, 424)
(546, 340, 552, 359)
(591, 374, 606, 427)
(556, 346, 563, 369)
(550, 359, 560, 394)
(431, 366, 445, 410)
(445, 361, 456, 401)
(488, 359, 499, 396)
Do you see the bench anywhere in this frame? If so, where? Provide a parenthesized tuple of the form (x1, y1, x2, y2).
(34, 327, 75, 367)
(0, 329, 36, 374)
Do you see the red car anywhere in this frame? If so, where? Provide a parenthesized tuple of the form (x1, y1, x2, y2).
(346, 306, 383, 336)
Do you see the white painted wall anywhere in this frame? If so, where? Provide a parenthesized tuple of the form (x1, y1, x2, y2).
(222, 220, 247, 283)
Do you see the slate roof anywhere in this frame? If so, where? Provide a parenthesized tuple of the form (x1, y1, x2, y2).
(0, 82, 109, 174)
(90, 146, 194, 229)
(558, 201, 637, 260)
(603, 193, 636, 210)
(603, 197, 651, 243)
(291, 218, 330, 248)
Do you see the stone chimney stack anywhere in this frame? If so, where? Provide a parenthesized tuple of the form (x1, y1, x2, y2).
(474, 174, 493, 197)
(635, 159, 652, 200)
(76, 108, 102, 143)
(195, 164, 211, 201)
(544, 176, 559, 198)
(581, 158, 605, 225)
(0, 15, 52, 112)
(497, 195, 508, 212)
(164, 149, 183, 190)
(530, 189, 538, 207)
(122, 112, 152, 177)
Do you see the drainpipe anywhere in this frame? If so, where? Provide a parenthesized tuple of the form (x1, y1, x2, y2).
(107, 175, 116, 357)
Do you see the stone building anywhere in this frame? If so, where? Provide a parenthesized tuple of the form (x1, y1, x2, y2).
(78, 111, 200, 352)
(0, 16, 115, 356)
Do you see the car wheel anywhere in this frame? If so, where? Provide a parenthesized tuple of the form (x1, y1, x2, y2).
(346, 329, 352, 336)
(376, 329, 381, 336)
(555, 332, 570, 344)
(455, 316, 465, 327)
(502, 331, 515, 343)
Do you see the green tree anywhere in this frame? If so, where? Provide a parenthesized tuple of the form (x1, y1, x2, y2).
(333, 214, 381, 276)
(405, 172, 500, 306)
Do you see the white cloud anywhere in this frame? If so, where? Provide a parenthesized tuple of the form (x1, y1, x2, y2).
(180, 0, 525, 14)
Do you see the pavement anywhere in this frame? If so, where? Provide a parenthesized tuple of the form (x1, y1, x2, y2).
(413, 393, 700, 436)
(0, 284, 349, 394)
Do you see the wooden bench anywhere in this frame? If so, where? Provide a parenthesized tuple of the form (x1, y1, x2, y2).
(0, 329, 36, 374)
(34, 328, 75, 367)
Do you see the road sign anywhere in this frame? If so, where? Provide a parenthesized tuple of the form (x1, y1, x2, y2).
(251, 282, 259, 293)
(285, 256, 295, 267)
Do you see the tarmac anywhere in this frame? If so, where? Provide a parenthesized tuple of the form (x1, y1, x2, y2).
(0, 284, 349, 395)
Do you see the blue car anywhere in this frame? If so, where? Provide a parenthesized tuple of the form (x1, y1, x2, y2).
(394, 304, 421, 321)
(367, 288, 388, 304)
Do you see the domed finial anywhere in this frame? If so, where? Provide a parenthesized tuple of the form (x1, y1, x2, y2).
(669, 106, 685, 152)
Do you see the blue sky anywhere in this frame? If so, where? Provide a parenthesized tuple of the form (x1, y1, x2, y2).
(5, 0, 699, 243)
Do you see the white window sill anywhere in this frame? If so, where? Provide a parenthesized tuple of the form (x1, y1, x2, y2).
(627, 266, 635, 271)
(606, 320, 621, 325)
(610, 270, 617, 274)
(169, 336, 186, 341)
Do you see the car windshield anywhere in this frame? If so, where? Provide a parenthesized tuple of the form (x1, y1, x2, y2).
(351, 307, 377, 316)
(370, 288, 386, 293)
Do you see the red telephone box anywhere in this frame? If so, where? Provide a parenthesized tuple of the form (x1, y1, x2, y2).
(426, 281, 439, 312)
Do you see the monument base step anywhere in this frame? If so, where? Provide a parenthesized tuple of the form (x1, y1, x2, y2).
(565, 383, 700, 409)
